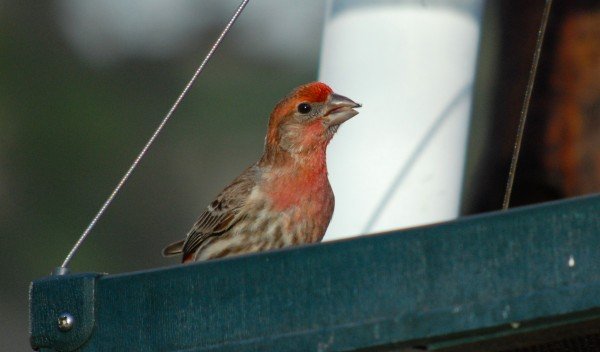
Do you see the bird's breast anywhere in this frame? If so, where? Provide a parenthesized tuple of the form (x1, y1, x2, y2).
(266, 170, 332, 210)
(260, 169, 334, 242)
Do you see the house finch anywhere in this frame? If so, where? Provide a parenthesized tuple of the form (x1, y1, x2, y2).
(162, 82, 360, 263)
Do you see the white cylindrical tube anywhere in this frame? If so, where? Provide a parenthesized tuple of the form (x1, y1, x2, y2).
(319, 0, 484, 240)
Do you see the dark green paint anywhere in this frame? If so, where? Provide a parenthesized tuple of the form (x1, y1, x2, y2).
(30, 273, 102, 351)
(30, 195, 600, 351)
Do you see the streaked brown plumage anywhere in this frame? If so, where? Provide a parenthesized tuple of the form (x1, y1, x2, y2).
(163, 82, 360, 263)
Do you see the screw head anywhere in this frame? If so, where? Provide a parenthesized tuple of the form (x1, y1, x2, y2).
(57, 313, 74, 332)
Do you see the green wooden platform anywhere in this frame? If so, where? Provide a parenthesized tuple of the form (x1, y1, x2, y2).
(30, 194, 600, 351)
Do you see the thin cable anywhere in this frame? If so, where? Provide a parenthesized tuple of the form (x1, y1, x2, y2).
(59, 0, 251, 271)
(502, 0, 552, 210)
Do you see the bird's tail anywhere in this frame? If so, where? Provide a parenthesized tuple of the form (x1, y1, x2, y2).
(162, 240, 185, 257)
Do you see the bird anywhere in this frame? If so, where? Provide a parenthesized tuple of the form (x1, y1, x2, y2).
(162, 82, 360, 263)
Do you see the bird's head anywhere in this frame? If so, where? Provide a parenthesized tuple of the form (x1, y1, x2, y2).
(264, 82, 360, 157)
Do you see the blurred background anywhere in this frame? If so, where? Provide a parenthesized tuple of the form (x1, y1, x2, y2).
(2, 0, 599, 349)
(2, 0, 324, 348)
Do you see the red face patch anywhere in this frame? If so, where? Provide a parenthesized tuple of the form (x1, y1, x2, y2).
(265, 82, 334, 149)
(295, 82, 333, 103)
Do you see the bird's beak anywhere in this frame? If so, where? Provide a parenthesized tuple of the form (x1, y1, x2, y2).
(323, 93, 361, 127)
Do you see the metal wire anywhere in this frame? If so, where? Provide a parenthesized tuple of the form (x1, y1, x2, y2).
(502, 0, 553, 210)
(59, 0, 251, 271)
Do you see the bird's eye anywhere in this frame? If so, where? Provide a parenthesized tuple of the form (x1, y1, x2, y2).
(297, 103, 312, 114)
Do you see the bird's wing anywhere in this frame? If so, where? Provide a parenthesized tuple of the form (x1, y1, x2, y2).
(180, 166, 258, 262)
